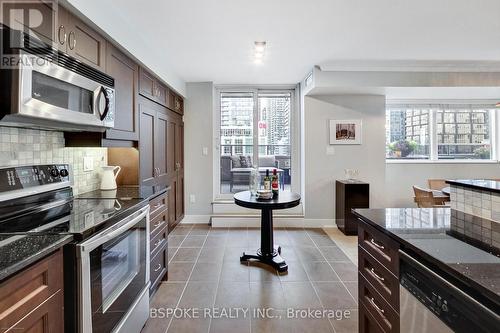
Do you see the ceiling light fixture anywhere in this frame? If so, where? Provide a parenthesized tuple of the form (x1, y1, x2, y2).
(254, 41, 266, 53)
(253, 41, 266, 64)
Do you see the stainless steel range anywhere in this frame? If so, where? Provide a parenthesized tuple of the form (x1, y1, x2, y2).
(0, 164, 150, 333)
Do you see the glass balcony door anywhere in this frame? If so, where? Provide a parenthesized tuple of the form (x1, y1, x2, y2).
(218, 89, 293, 196)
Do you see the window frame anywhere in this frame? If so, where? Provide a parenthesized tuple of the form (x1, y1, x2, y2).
(213, 86, 299, 200)
(386, 102, 498, 164)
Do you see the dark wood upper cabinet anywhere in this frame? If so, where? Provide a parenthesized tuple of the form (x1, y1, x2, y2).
(169, 90, 184, 115)
(155, 112, 168, 183)
(104, 42, 139, 141)
(139, 100, 156, 186)
(139, 68, 169, 107)
(57, 7, 106, 71)
(4, 0, 57, 46)
(139, 97, 171, 186)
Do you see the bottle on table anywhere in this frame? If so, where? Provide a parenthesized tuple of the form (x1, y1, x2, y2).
(264, 169, 271, 190)
(272, 168, 279, 197)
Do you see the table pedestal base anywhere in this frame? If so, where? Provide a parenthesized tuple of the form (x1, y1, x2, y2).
(240, 246, 288, 273)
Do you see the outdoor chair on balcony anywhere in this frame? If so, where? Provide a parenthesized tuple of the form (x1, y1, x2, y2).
(229, 155, 284, 192)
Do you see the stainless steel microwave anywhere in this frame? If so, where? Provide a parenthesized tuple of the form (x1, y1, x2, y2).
(0, 29, 115, 132)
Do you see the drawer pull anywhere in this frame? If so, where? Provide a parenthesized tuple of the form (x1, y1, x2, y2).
(153, 203, 161, 209)
(370, 238, 385, 250)
(370, 268, 385, 281)
(153, 239, 162, 248)
(369, 297, 385, 314)
(153, 263, 162, 272)
(153, 220, 164, 228)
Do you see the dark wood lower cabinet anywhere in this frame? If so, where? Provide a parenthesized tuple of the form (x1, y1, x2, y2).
(149, 191, 169, 294)
(0, 250, 64, 333)
(358, 218, 400, 333)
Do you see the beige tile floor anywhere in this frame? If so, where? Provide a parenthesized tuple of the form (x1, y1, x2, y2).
(142, 225, 358, 333)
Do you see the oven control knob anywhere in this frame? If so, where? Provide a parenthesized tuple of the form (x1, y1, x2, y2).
(59, 169, 69, 177)
(50, 168, 59, 177)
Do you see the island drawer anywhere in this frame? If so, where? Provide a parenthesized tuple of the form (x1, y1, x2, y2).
(149, 192, 168, 218)
(150, 225, 168, 257)
(359, 275, 399, 333)
(150, 210, 168, 237)
(359, 245, 399, 311)
(359, 301, 385, 333)
(150, 242, 167, 294)
(358, 219, 399, 275)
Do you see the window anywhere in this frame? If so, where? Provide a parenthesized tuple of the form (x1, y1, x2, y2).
(386, 108, 430, 159)
(218, 90, 294, 194)
(386, 104, 495, 161)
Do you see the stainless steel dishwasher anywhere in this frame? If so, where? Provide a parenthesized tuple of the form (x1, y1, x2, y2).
(399, 250, 499, 333)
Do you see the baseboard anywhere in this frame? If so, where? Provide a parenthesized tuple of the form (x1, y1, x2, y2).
(211, 216, 335, 228)
(180, 215, 211, 224)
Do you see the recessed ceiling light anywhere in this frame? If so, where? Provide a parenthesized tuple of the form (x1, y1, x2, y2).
(254, 41, 266, 52)
(255, 52, 264, 59)
(254, 58, 263, 64)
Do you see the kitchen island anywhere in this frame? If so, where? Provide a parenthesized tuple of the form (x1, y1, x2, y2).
(353, 207, 500, 333)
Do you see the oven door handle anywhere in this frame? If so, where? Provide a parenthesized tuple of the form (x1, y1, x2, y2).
(77, 205, 150, 254)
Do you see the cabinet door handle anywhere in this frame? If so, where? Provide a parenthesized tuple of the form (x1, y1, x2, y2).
(369, 297, 385, 314)
(153, 263, 162, 272)
(370, 268, 385, 281)
(370, 238, 385, 250)
(68, 31, 76, 50)
(58, 25, 66, 45)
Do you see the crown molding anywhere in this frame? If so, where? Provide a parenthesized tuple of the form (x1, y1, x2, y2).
(319, 60, 500, 73)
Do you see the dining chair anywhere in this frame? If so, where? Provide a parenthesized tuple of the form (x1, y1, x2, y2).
(427, 179, 448, 191)
(413, 185, 441, 208)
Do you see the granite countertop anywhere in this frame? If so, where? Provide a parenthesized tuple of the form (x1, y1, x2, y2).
(76, 185, 170, 201)
(446, 179, 500, 193)
(352, 207, 500, 311)
(0, 234, 73, 282)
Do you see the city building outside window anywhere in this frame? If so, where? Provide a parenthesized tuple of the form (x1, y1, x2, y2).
(218, 90, 294, 194)
(386, 104, 495, 161)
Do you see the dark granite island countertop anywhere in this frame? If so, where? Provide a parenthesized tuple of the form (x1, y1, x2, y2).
(446, 179, 500, 194)
(0, 234, 73, 281)
(352, 207, 500, 313)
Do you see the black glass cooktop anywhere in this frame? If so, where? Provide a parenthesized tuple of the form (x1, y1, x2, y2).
(0, 189, 146, 240)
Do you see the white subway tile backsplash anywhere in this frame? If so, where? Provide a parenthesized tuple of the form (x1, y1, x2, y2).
(0, 126, 107, 195)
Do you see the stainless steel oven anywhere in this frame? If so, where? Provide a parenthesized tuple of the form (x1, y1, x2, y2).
(0, 28, 115, 131)
(76, 205, 150, 333)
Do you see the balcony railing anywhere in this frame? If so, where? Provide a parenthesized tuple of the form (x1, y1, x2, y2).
(220, 144, 291, 156)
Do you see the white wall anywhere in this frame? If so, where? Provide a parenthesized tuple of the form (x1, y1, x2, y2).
(183, 82, 214, 220)
(183, 82, 500, 224)
(304, 95, 387, 219)
(303, 94, 500, 219)
(386, 163, 500, 207)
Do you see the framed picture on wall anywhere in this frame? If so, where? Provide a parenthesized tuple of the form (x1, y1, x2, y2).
(329, 119, 362, 145)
